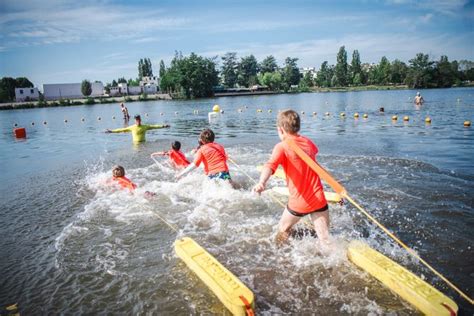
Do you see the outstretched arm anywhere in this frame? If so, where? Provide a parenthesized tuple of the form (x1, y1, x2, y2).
(108, 126, 132, 133)
(146, 124, 170, 130)
(151, 151, 167, 157)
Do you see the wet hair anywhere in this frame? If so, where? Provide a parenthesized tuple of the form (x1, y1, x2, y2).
(200, 128, 215, 144)
(171, 141, 181, 151)
(277, 109, 300, 134)
(112, 165, 125, 177)
(134, 114, 141, 120)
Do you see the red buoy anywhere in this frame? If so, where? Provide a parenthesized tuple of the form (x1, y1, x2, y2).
(14, 127, 26, 138)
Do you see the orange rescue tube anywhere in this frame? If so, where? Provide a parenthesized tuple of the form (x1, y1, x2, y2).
(13, 127, 26, 138)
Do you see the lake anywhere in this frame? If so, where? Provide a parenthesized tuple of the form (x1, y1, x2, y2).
(1, 88, 473, 315)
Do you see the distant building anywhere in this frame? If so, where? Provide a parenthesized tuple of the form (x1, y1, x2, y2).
(128, 86, 142, 95)
(15, 87, 39, 102)
(43, 82, 104, 100)
(109, 86, 121, 97)
(300, 67, 317, 79)
(139, 76, 159, 93)
(361, 63, 376, 72)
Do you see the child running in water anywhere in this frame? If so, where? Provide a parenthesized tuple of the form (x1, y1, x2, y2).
(177, 128, 231, 181)
(110, 165, 137, 191)
(151, 141, 190, 169)
(253, 109, 330, 245)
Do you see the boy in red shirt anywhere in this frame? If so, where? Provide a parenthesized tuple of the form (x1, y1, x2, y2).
(253, 109, 330, 245)
(151, 141, 190, 169)
(109, 165, 137, 191)
(177, 128, 231, 180)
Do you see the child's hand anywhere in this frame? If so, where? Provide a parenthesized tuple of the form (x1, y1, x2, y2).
(253, 182, 266, 194)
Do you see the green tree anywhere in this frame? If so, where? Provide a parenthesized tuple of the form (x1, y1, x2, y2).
(15, 77, 34, 88)
(390, 59, 408, 84)
(316, 61, 332, 87)
(350, 50, 362, 85)
(138, 58, 153, 79)
(117, 77, 127, 83)
(334, 46, 348, 86)
(159, 60, 166, 78)
(81, 80, 92, 97)
(260, 55, 278, 74)
(258, 72, 283, 91)
(405, 53, 434, 88)
(282, 57, 300, 90)
(221, 52, 238, 88)
(434, 55, 457, 88)
(301, 72, 314, 87)
(376, 56, 391, 84)
(112, 79, 118, 87)
(237, 55, 259, 87)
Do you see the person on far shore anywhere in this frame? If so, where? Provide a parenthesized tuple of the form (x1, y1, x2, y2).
(106, 114, 170, 143)
(121, 103, 130, 121)
(414, 92, 424, 106)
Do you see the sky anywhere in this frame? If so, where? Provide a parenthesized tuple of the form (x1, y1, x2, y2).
(0, 0, 473, 88)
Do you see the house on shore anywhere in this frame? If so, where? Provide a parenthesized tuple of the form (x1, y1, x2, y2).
(15, 87, 40, 102)
(43, 82, 104, 100)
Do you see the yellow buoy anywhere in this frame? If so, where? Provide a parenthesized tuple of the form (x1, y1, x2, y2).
(392, 115, 398, 121)
(268, 109, 272, 113)
(354, 113, 359, 118)
(463, 120, 471, 127)
(348, 241, 458, 316)
(213, 104, 220, 112)
(403, 116, 409, 122)
(175, 237, 254, 316)
(363, 114, 368, 119)
(340, 112, 346, 117)
(257, 109, 262, 113)
(425, 117, 431, 124)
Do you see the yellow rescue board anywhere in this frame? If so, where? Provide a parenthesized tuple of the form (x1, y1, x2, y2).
(257, 165, 286, 179)
(174, 237, 254, 316)
(271, 186, 341, 204)
(347, 241, 458, 316)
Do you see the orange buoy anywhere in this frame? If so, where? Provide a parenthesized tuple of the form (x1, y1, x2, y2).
(14, 127, 26, 138)
(463, 120, 471, 127)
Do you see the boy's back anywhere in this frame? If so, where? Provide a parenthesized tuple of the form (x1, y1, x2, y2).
(267, 134, 326, 213)
(194, 142, 228, 175)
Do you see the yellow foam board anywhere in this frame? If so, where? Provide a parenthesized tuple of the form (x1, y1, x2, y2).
(174, 237, 254, 316)
(271, 186, 341, 204)
(347, 240, 458, 316)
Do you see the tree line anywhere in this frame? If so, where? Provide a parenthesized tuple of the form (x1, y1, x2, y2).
(2, 48, 474, 103)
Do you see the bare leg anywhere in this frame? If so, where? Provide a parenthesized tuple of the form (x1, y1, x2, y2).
(275, 208, 301, 245)
(309, 210, 330, 245)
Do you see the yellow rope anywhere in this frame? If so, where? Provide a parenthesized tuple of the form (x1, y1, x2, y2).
(344, 194, 473, 304)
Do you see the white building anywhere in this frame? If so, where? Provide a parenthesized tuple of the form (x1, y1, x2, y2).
(300, 67, 317, 79)
(128, 86, 142, 95)
(139, 76, 159, 93)
(15, 87, 39, 102)
(143, 84, 157, 94)
(43, 82, 104, 100)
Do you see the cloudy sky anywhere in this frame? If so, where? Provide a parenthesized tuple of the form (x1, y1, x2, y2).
(0, 0, 472, 87)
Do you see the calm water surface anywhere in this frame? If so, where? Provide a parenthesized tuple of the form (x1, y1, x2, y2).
(1, 88, 473, 315)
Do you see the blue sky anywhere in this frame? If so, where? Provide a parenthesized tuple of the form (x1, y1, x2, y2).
(0, 0, 473, 88)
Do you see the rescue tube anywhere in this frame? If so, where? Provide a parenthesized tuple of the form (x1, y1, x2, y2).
(175, 237, 254, 316)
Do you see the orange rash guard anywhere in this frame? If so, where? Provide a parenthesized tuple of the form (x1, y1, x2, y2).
(193, 142, 229, 175)
(265, 134, 327, 213)
(168, 149, 190, 168)
(112, 176, 137, 191)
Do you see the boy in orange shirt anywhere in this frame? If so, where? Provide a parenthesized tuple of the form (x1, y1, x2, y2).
(253, 109, 330, 245)
(109, 165, 137, 191)
(176, 128, 231, 180)
(151, 141, 190, 169)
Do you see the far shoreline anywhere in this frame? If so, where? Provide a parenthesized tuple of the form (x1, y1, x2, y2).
(1, 84, 472, 111)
